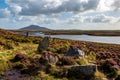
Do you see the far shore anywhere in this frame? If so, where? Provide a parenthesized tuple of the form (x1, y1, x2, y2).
(11, 30, 120, 36)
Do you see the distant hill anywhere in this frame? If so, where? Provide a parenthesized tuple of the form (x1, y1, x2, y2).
(19, 25, 50, 31)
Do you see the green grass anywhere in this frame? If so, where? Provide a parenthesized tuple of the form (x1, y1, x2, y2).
(0, 39, 38, 74)
(86, 51, 96, 64)
(94, 70, 107, 80)
(32, 71, 68, 80)
(0, 51, 14, 74)
(76, 58, 89, 65)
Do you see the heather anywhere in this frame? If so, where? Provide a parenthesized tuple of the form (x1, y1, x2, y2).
(0, 29, 120, 80)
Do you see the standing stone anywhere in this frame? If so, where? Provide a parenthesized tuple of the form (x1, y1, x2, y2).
(37, 37, 50, 52)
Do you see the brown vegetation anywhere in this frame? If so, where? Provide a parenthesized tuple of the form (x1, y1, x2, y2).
(0, 28, 120, 80)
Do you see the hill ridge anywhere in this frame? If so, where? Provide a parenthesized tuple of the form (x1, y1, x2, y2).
(19, 25, 50, 30)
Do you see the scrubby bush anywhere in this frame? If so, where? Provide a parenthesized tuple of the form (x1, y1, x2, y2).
(0, 39, 14, 49)
(5, 36, 31, 43)
(0, 61, 9, 74)
(13, 62, 26, 69)
(21, 38, 31, 43)
(57, 43, 70, 54)
(115, 75, 120, 80)
(76, 58, 88, 65)
(4, 43, 14, 49)
(13, 53, 27, 62)
(94, 70, 107, 80)
(58, 57, 77, 65)
(32, 39, 41, 44)
(47, 48, 57, 53)
(57, 46, 69, 54)
(99, 59, 119, 79)
(96, 52, 119, 60)
(21, 64, 40, 75)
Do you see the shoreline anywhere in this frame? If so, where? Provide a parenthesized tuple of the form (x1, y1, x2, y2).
(29, 35, 120, 45)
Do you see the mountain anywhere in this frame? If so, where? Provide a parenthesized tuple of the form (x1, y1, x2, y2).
(19, 25, 50, 30)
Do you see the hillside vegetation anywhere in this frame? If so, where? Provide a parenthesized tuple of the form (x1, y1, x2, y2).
(0, 28, 120, 80)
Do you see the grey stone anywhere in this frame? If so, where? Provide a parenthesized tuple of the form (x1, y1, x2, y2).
(39, 51, 59, 65)
(37, 37, 50, 52)
(65, 46, 85, 59)
(70, 65, 97, 76)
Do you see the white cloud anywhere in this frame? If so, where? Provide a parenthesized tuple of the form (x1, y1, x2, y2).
(5, 0, 120, 16)
(19, 0, 99, 15)
(8, 5, 22, 16)
(68, 14, 120, 24)
(97, 0, 114, 11)
(0, 0, 120, 29)
(11, 14, 60, 26)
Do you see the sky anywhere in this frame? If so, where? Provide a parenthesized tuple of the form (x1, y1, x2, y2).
(0, 0, 120, 30)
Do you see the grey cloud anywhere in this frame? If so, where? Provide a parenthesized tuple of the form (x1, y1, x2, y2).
(3, 0, 120, 24)
(90, 14, 120, 23)
(56, 0, 99, 12)
(0, 9, 11, 18)
(5, 0, 120, 16)
(68, 14, 120, 23)
(112, 0, 120, 10)
(11, 0, 100, 16)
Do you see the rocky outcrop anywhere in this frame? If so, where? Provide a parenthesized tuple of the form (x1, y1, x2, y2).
(65, 45, 85, 59)
(71, 65, 96, 76)
(39, 51, 59, 65)
(68, 65, 97, 79)
(37, 37, 50, 52)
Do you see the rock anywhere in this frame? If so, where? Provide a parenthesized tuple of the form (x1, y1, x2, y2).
(3, 69, 31, 80)
(65, 45, 85, 59)
(14, 53, 26, 62)
(71, 65, 96, 76)
(68, 65, 97, 79)
(39, 51, 59, 65)
(37, 37, 50, 52)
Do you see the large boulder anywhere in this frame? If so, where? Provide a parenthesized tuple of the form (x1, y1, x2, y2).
(68, 65, 97, 79)
(39, 51, 59, 65)
(37, 37, 50, 52)
(65, 45, 85, 59)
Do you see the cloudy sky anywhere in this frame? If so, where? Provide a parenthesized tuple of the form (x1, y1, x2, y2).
(0, 0, 120, 30)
